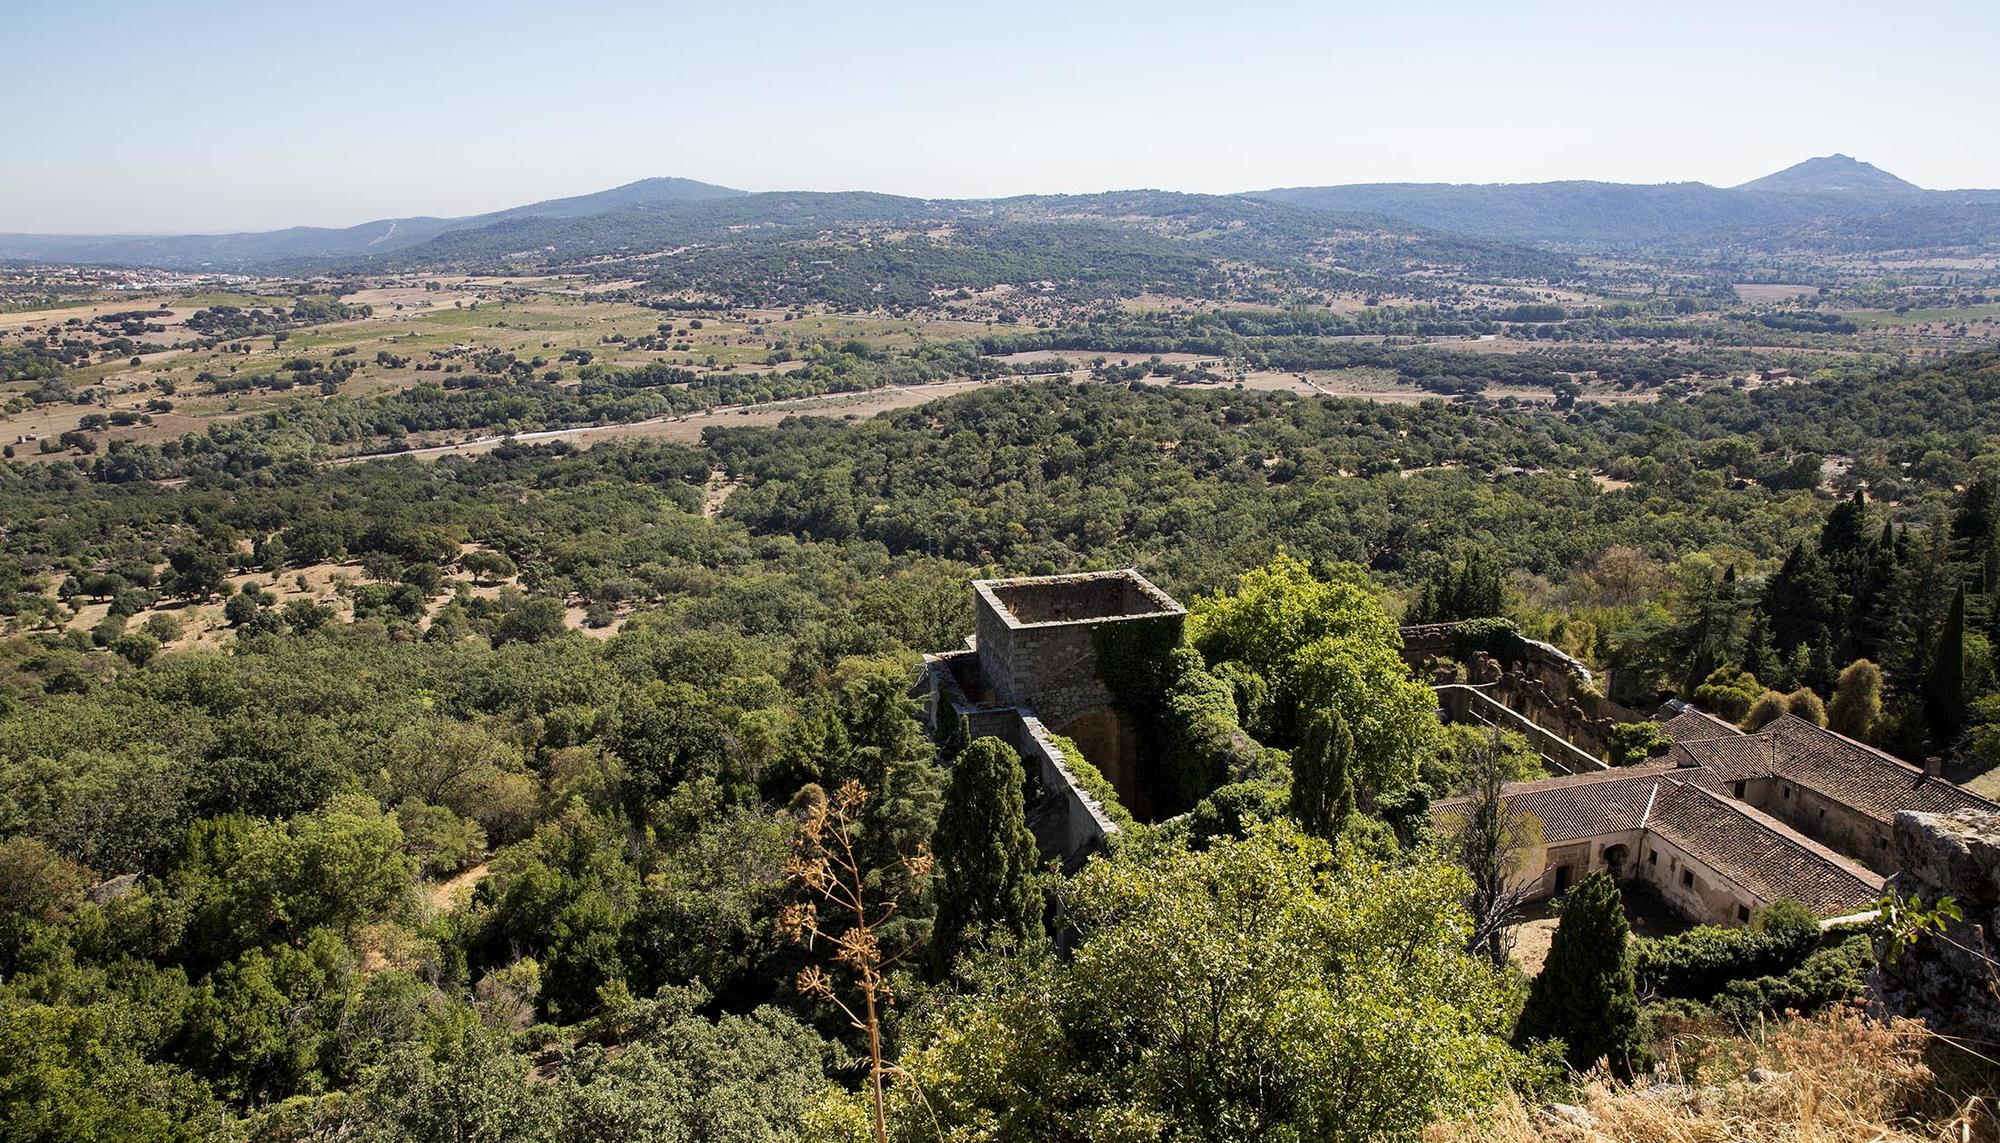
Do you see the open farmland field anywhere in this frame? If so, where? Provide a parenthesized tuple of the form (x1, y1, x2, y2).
(0, 275, 1047, 460)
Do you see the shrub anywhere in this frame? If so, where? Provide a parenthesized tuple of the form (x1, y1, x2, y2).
(1707, 935, 1873, 1026)
(395, 800, 486, 878)
(1608, 721, 1670, 766)
(1186, 779, 1288, 848)
(1157, 648, 1264, 815)
(1828, 659, 1883, 740)
(110, 631, 160, 666)
(143, 612, 184, 643)
(1634, 900, 1820, 1001)
(91, 612, 127, 647)
(1445, 616, 1532, 666)
(1693, 665, 1762, 722)
(1742, 690, 1790, 731)
(1785, 687, 1828, 727)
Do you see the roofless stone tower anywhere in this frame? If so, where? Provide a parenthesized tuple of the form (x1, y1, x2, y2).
(922, 569, 1184, 861)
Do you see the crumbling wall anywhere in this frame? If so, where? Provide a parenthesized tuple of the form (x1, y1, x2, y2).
(919, 655, 1123, 868)
(1875, 809, 2000, 1038)
(1434, 684, 1608, 774)
(1403, 621, 1641, 759)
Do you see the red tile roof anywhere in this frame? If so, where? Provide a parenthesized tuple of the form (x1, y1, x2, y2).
(1644, 781, 1885, 915)
(1657, 702, 1996, 823)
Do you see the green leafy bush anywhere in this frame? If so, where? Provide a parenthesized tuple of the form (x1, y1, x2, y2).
(1633, 900, 1820, 1001)
(1707, 934, 1872, 1025)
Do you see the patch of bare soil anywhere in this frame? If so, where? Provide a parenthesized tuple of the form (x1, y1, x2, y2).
(427, 862, 490, 912)
(702, 470, 741, 518)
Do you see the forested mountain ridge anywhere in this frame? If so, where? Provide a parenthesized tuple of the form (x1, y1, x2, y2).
(9, 157, 1998, 277)
(0, 177, 746, 268)
(1248, 155, 2000, 253)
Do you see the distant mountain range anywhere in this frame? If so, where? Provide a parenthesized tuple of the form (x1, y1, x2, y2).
(1246, 154, 2000, 251)
(0, 177, 745, 268)
(2, 157, 1996, 272)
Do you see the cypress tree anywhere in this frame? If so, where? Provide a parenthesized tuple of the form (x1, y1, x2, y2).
(1741, 612, 1782, 684)
(1516, 872, 1647, 1078)
(1288, 708, 1355, 846)
(1889, 530, 1951, 693)
(930, 736, 1045, 973)
(1923, 586, 1967, 747)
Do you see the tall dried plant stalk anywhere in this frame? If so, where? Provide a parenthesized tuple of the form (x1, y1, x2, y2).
(779, 779, 932, 1143)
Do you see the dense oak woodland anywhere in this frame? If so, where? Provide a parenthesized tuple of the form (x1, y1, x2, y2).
(2, 344, 1999, 1139)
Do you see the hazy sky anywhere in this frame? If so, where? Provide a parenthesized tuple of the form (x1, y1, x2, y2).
(5, 0, 1996, 234)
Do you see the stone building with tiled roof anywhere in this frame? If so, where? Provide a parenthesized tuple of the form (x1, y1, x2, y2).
(1436, 765, 1885, 926)
(1658, 703, 1998, 873)
(1437, 700, 1998, 926)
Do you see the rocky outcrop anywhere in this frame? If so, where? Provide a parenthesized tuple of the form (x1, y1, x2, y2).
(1874, 808, 2000, 1038)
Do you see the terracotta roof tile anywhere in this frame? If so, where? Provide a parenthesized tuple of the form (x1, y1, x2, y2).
(1658, 703, 1745, 745)
(1644, 780, 1885, 915)
(1677, 734, 1776, 782)
(1762, 715, 1998, 822)
(1434, 766, 1674, 845)
(1432, 702, 1990, 917)
(1434, 769, 1887, 916)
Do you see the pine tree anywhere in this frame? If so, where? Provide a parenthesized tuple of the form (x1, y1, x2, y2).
(1761, 543, 1843, 660)
(1288, 708, 1355, 846)
(1839, 526, 1898, 664)
(1923, 586, 1967, 748)
(1951, 476, 1996, 560)
(1806, 633, 1837, 695)
(1515, 872, 1647, 1078)
(1678, 565, 1741, 694)
(930, 736, 1045, 973)
(1740, 612, 1783, 685)
(1818, 490, 1870, 558)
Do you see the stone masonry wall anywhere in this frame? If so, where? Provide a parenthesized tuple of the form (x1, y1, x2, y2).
(919, 654, 1121, 867)
(973, 571, 1185, 733)
(1403, 621, 1642, 759)
(1875, 809, 2000, 1039)
(1434, 684, 1608, 775)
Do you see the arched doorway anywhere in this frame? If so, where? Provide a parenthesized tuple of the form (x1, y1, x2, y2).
(1601, 843, 1630, 880)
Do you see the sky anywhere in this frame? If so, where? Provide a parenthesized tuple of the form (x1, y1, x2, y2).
(4, 0, 1997, 234)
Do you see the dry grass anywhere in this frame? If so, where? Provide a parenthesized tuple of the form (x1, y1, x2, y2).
(1431, 1008, 1996, 1142)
